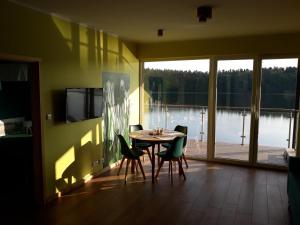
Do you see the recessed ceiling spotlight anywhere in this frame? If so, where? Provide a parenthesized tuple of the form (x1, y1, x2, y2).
(157, 29, 164, 37)
(197, 6, 212, 22)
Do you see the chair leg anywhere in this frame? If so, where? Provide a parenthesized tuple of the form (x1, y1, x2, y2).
(170, 160, 173, 184)
(174, 161, 177, 172)
(117, 156, 125, 175)
(178, 159, 186, 180)
(168, 161, 171, 175)
(124, 159, 131, 184)
(137, 158, 146, 180)
(155, 159, 165, 179)
(146, 148, 152, 163)
(177, 160, 182, 176)
(135, 159, 139, 173)
(182, 153, 188, 168)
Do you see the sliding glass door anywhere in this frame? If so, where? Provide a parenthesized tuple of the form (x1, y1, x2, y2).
(214, 59, 254, 162)
(257, 58, 298, 166)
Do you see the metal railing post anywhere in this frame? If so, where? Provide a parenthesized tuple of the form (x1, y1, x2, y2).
(287, 111, 293, 148)
(200, 107, 205, 142)
(241, 108, 246, 145)
(164, 104, 168, 129)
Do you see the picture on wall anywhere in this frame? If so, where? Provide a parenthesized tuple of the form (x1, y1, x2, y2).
(102, 72, 130, 167)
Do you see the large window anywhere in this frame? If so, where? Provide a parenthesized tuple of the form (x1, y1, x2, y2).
(143, 59, 210, 158)
(141, 56, 299, 168)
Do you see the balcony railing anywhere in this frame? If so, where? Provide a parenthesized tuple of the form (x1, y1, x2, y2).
(145, 103, 298, 149)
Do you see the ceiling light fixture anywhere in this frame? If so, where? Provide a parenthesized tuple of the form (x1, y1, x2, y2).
(197, 6, 212, 22)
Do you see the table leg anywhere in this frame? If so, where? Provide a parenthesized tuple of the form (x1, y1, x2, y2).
(157, 144, 160, 165)
(131, 139, 136, 173)
(152, 144, 155, 183)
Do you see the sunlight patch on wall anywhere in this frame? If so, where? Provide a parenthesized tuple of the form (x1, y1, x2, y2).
(79, 27, 89, 68)
(96, 123, 100, 145)
(101, 120, 104, 142)
(79, 26, 89, 44)
(100, 32, 104, 49)
(107, 35, 119, 53)
(51, 17, 73, 51)
(81, 130, 92, 146)
(55, 146, 75, 180)
(107, 53, 119, 71)
(122, 43, 136, 63)
(83, 173, 93, 183)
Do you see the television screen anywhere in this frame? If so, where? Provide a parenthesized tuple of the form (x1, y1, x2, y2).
(66, 88, 103, 123)
(89, 88, 103, 118)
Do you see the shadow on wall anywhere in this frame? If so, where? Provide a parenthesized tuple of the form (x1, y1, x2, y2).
(55, 141, 101, 193)
(55, 128, 103, 194)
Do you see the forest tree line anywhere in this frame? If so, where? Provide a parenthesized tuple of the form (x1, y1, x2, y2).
(143, 67, 297, 109)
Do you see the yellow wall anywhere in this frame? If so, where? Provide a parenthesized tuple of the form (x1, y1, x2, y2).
(137, 33, 300, 60)
(0, 1, 139, 201)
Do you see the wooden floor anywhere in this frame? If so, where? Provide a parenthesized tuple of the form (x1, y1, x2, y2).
(4, 160, 290, 225)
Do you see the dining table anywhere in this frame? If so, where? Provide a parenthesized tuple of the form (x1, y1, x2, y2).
(129, 129, 186, 183)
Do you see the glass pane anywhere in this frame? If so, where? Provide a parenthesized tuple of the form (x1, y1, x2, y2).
(215, 59, 253, 161)
(143, 59, 210, 158)
(257, 58, 298, 166)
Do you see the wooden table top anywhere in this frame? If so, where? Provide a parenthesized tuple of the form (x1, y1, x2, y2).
(129, 130, 185, 142)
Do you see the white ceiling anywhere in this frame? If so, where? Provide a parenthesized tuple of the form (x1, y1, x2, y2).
(10, 0, 300, 43)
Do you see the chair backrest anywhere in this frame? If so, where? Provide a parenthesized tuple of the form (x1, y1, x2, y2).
(117, 134, 133, 157)
(168, 136, 184, 158)
(174, 125, 187, 148)
(129, 124, 143, 132)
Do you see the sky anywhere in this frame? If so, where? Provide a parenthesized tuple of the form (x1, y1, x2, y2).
(144, 58, 298, 72)
(144, 59, 210, 72)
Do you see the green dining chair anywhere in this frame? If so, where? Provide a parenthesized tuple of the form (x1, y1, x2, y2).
(129, 124, 152, 163)
(162, 125, 188, 168)
(155, 136, 186, 182)
(116, 134, 146, 183)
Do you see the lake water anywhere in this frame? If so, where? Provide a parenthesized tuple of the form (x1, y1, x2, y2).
(143, 106, 294, 148)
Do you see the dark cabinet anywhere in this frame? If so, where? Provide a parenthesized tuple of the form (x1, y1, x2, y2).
(0, 135, 33, 206)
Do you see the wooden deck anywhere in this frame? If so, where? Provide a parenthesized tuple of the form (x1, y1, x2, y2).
(3, 160, 290, 225)
(185, 140, 289, 166)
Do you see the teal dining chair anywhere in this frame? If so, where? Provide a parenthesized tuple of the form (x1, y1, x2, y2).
(162, 125, 188, 168)
(116, 134, 146, 183)
(155, 136, 186, 182)
(129, 124, 152, 163)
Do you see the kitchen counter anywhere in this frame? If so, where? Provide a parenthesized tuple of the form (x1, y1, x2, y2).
(0, 133, 32, 138)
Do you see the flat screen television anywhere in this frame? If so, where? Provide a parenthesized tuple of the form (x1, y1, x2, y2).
(66, 88, 103, 123)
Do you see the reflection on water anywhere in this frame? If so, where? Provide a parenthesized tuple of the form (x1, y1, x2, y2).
(144, 106, 293, 148)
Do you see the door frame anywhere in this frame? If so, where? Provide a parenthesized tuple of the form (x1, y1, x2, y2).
(253, 55, 300, 169)
(0, 53, 44, 205)
(210, 55, 256, 166)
